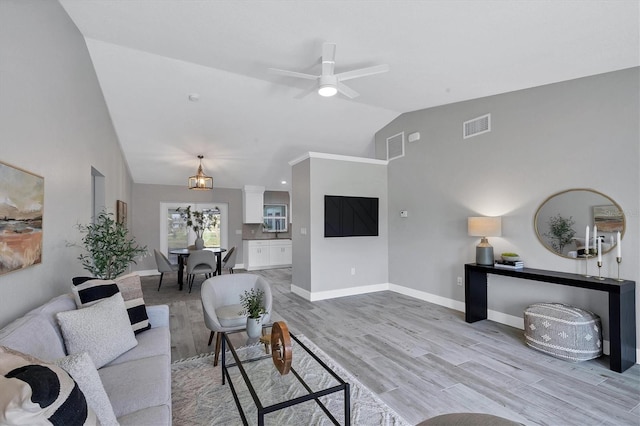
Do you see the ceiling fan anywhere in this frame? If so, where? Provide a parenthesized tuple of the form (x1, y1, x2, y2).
(268, 43, 389, 99)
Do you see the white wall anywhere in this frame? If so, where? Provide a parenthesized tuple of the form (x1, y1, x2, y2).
(291, 153, 388, 300)
(375, 68, 639, 349)
(0, 0, 133, 327)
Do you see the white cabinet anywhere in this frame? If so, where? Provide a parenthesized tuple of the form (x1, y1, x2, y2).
(269, 240, 292, 266)
(242, 185, 264, 224)
(243, 239, 292, 271)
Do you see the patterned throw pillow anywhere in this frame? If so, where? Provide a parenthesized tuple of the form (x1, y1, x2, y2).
(72, 273, 150, 334)
(115, 273, 151, 334)
(0, 346, 97, 425)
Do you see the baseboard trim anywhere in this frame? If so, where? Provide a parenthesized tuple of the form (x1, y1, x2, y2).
(136, 269, 159, 277)
(388, 283, 466, 312)
(291, 283, 387, 302)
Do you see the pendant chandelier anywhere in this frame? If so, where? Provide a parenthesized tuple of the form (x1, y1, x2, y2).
(188, 155, 213, 190)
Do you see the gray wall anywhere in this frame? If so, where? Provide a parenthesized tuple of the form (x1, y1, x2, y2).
(0, 0, 132, 327)
(292, 155, 388, 296)
(375, 68, 639, 344)
(292, 159, 311, 292)
(131, 183, 243, 271)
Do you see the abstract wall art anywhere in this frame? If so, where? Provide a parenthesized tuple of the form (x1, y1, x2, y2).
(0, 161, 44, 276)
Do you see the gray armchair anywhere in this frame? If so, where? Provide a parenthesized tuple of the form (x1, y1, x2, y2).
(153, 249, 179, 291)
(201, 273, 272, 365)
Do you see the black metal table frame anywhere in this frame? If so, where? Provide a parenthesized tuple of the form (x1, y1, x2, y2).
(222, 329, 351, 426)
(464, 263, 636, 373)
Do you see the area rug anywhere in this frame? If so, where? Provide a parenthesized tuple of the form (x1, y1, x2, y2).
(171, 335, 410, 425)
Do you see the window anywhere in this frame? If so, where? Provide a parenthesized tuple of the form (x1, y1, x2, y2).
(160, 202, 228, 262)
(263, 204, 287, 233)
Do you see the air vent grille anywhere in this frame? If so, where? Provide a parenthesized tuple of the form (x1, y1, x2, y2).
(463, 114, 491, 139)
(386, 132, 404, 160)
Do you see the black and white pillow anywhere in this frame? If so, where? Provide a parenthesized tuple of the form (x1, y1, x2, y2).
(115, 273, 151, 334)
(0, 346, 97, 425)
(72, 274, 150, 334)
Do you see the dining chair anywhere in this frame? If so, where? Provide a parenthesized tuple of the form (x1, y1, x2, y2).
(201, 273, 272, 366)
(153, 249, 179, 291)
(221, 246, 237, 274)
(186, 250, 216, 293)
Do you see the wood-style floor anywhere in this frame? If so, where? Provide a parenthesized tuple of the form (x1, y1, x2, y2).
(141, 268, 640, 425)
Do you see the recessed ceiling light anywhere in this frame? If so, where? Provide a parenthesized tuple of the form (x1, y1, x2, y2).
(188, 93, 200, 102)
(281, 180, 287, 185)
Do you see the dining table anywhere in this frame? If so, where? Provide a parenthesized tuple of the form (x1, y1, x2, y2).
(169, 247, 227, 291)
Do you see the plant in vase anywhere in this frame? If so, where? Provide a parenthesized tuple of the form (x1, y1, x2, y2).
(239, 288, 268, 338)
(76, 211, 147, 279)
(543, 214, 576, 254)
(177, 206, 219, 249)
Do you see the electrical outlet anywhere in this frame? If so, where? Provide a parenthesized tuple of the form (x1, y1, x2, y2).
(457, 277, 463, 286)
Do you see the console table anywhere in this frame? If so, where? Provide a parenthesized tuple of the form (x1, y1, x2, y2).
(464, 263, 636, 373)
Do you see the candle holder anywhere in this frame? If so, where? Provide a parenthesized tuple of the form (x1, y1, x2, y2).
(615, 256, 624, 282)
(596, 260, 605, 280)
(580, 253, 593, 277)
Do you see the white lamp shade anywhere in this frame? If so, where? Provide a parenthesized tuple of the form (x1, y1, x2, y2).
(468, 216, 502, 237)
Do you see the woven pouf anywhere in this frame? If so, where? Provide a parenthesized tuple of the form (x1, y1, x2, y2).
(524, 302, 602, 362)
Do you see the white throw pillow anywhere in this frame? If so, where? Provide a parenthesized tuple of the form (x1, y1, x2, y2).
(55, 352, 119, 426)
(56, 293, 138, 369)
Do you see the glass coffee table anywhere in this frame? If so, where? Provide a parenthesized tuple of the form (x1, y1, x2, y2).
(221, 327, 351, 425)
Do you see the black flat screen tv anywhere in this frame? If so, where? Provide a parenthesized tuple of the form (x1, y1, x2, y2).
(324, 195, 379, 237)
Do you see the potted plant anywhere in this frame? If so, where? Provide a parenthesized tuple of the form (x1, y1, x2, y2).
(76, 211, 147, 279)
(177, 206, 219, 249)
(239, 288, 268, 338)
(543, 214, 576, 254)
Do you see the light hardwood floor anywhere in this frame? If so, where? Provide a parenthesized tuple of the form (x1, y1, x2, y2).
(141, 268, 640, 425)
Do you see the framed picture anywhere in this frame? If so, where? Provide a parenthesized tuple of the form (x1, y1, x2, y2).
(117, 200, 127, 225)
(593, 204, 624, 232)
(0, 161, 44, 276)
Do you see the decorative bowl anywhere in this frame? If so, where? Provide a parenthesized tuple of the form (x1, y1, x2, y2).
(502, 255, 520, 262)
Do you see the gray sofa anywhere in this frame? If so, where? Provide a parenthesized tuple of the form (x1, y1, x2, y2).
(0, 293, 172, 425)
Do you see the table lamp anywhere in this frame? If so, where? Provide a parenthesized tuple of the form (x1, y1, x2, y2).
(468, 216, 502, 265)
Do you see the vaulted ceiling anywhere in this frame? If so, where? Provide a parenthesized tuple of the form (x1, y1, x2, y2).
(58, 1, 639, 191)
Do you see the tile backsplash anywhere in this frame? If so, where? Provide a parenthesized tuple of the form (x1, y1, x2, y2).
(242, 223, 292, 240)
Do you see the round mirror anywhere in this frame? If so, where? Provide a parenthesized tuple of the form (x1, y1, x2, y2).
(534, 188, 625, 259)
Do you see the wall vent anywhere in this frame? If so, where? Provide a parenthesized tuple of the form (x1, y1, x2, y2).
(386, 132, 405, 160)
(463, 114, 491, 139)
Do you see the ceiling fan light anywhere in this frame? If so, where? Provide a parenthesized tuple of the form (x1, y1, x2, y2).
(318, 84, 337, 97)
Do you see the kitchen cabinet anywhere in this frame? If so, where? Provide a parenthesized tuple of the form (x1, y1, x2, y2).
(242, 185, 264, 223)
(268, 240, 292, 266)
(243, 239, 292, 271)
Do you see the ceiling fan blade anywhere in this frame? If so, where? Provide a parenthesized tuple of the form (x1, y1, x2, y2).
(337, 82, 359, 99)
(335, 64, 390, 82)
(294, 83, 318, 99)
(268, 68, 318, 80)
(322, 43, 336, 76)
